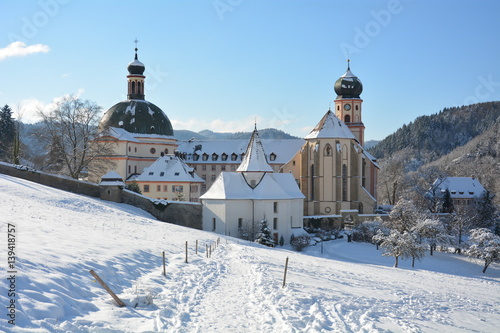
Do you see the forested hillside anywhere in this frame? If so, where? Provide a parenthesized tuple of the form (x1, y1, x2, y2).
(374, 102, 500, 206)
(369, 102, 500, 162)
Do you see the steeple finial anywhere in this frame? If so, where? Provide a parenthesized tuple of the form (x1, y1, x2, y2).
(347, 58, 350, 70)
(254, 117, 257, 131)
(133, 38, 139, 60)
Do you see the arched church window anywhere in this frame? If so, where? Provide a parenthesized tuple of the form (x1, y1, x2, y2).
(132, 81, 136, 94)
(355, 105, 359, 111)
(337, 105, 340, 111)
(345, 115, 351, 123)
(324, 144, 332, 156)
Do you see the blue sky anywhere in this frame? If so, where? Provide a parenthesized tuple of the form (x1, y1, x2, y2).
(1, 0, 500, 140)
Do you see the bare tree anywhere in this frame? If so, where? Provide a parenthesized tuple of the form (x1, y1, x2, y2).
(38, 95, 115, 180)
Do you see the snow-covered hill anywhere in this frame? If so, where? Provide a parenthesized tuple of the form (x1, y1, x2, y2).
(1, 174, 499, 332)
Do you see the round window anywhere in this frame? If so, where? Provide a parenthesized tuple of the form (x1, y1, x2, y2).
(150, 148, 156, 154)
(325, 207, 331, 213)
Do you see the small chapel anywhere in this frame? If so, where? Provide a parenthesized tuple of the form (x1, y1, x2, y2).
(200, 126, 305, 244)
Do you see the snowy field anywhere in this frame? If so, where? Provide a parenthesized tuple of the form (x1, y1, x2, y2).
(1, 174, 499, 332)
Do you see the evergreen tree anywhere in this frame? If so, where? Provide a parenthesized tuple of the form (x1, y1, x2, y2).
(442, 188, 454, 213)
(255, 218, 274, 247)
(0, 104, 15, 161)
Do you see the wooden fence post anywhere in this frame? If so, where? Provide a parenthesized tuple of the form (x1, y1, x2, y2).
(162, 251, 166, 276)
(206, 244, 208, 258)
(185, 241, 188, 263)
(89, 269, 126, 307)
(282, 257, 289, 288)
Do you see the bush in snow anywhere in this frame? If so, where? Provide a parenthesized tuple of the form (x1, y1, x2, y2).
(466, 228, 500, 273)
(352, 220, 388, 243)
(290, 234, 311, 252)
(279, 235, 285, 247)
(126, 180, 141, 194)
(255, 219, 275, 247)
(373, 230, 426, 268)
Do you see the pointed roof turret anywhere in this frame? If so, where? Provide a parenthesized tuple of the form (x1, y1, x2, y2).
(237, 126, 273, 173)
(305, 110, 356, 140)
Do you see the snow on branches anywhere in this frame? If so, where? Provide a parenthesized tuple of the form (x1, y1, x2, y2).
(466, 228, 500, 273)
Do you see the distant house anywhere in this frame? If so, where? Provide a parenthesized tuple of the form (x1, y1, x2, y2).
(132, 155, 204, 202)
(429, 177, 487, 208)
(200, 127, 305, 245)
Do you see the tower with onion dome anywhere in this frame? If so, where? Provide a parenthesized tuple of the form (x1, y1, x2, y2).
(94, 43, 177, 182)
(333, 60, 365, 146)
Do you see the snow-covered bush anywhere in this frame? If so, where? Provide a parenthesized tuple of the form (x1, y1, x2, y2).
(290, 234, 311, 252)
(352, 220, 387, 243)
(466, 228, 500, 273)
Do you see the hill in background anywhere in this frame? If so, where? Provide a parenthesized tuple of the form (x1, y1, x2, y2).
(175, 128, 299, 141)
(368, 102, 500, 162)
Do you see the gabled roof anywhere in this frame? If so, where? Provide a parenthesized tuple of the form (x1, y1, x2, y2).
(236, 127, 274, 172)
(200, 172, 305, 200)
(432, 177, 486, 199)
(135, 155, 204, 183)
(305, 110, 356, 140)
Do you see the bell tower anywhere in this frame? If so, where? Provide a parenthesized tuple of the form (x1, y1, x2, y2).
(333, 60, 365, 146)
(127, 39, 146, 100)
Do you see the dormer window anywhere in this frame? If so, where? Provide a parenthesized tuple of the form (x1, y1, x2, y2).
(202, 153, 209, 161)
(270, 153, 276, 161)
(160, 172, 165, 176)
(148, 172, 154, 175)
(212, 153, 218, 161)
(193, 153, 199, 161)
(221, 153, 228, 161)
(231, 153, 238, 161)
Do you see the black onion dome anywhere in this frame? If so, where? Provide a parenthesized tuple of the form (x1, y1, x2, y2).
(99, 100, 174, 136)
(334, 66, 363, 99)
(127, 51, 145, 75)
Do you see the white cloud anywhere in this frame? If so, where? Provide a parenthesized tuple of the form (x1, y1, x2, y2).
(13, 90, 85, 124)
(0, 41, 50, 61)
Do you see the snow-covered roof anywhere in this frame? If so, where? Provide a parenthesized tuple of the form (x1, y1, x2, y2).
(200, 172, 305, 200)
(102, 127, 176, 142)
(101, 171, 123, 181)
(237, 128, 273, 172)
(135, 155, 204, 183)
(433, 177, 486, 199)
(362, 148, 379, 168)
(177, 139, 304, 165)
(305, 110, 356, 140)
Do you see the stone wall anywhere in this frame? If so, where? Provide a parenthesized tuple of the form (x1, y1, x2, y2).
(121, 190, 202, 229)
(0, 162, 202, 230)
(0, 162, 100, 198)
